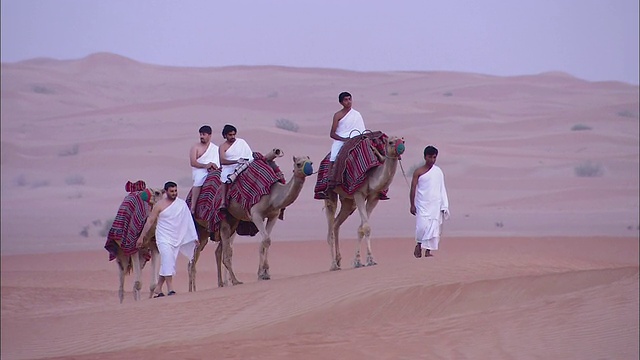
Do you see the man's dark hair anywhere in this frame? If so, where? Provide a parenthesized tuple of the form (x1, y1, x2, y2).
(339, 92, 352, 103)
(199, 125, 212, 134)
(222, 124, 237, 138)
(424, 146, 438, 157)
(164, 181, 177, 191)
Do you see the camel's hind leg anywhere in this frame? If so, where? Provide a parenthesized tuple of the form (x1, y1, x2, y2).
(324, 194, 340, 271)
(189, 226, 208, 292)
(131, 252, 143, 301)
(117, 254, 130, 304)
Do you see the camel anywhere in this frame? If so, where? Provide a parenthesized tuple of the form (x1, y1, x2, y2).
(324, 135, 405, 270)
(185, 149, 311, 290)
(106, 187, 164, 303)
(216, 153, 313, 286)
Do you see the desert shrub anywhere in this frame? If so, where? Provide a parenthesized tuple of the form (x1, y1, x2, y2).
(79, 226, 89, 238)
(32, 85, 54, 94)
(267, 91, 278, 98)
(571, 124, 592, 131)
(30, 179, 50, 188)
(443, 92, 453, 97)
(495, 221, 504, 228)
(15, 174, 28, 187)
(389, 92, 399, 96)
(617, 110, 638, 118)
(59, 144, 79, 157)
(65, 174, 85, 185)
(275, 118, 299, 132)
(575, 161, 603, 177)
(99, 218, 115, 237)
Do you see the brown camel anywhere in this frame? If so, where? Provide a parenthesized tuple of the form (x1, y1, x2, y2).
(216, 153, 313, 286)
(108, 187, 164, 303)
(186, 149, 304, 290)
(324, 136, 405, 270)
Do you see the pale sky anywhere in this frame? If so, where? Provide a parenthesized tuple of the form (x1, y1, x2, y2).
(1, 0, 638, 84)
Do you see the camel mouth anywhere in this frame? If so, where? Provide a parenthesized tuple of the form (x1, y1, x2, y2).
(396, 142, 405, 155)
(303, 162, 313, 176)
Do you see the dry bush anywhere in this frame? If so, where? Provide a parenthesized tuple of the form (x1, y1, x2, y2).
(571, 124, 592, 131)
(59, 144, 79, 157)
(275, 118, 299, 132)
(575, 161, 603, 177)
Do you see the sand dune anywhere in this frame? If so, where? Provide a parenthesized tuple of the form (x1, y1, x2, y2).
(1, 53, 638, 359)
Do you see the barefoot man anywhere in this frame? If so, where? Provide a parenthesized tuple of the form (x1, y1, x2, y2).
(410, 146, 450, 258)
(218, 124, 253, 208)
(137, 181, 199, 297)
(189, 125, 219, 214)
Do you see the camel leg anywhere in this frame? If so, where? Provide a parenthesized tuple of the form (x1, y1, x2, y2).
(131, 252, 143, 301)
(117, 255, 129, 304)
(221, 219, 243, 285)
(149, 247, 159, 299)
(364, 195, 380, 266)
(352, 193, 371, 268)
(253, 212, 277, 280)
(324, 197, 339, 271)
(215, 241, 224, 287)
(189, 226, 208, 292)
(334, 197, 356, 269)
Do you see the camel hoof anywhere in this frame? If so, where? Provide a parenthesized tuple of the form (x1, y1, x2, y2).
(354, 261, 363, 268)
(366, 261, 377, 267)
(330, 266, 341, 271)
(232, 280, 243, 286)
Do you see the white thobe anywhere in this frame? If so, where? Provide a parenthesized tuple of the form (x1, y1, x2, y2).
(330, 109, 366, 161)
(155, 198, 198, 276)
(192, 142, 220, 186)
(415, 165, 449, 250)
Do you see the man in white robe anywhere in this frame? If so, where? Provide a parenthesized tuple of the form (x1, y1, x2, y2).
(410, 146, 450, 258)
(189, 125, 220, 214)
(319, 92, 366, 195)
(218, 124, 253, 208)
(137, 181, 198, 297)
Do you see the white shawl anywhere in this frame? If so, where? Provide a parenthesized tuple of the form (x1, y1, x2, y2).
(335, 109, 366, 138)
(155, 198, 198, 248)
(220, 138, 253, 182)
(192, 142, 220, 185)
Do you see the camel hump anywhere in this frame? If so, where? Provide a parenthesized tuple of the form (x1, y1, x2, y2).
(125, 180, 147, 193)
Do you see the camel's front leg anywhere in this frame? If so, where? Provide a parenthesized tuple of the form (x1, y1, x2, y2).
(131, 252, 143, 301)
(149, 247, 159, 298)
(324, 197, 340, 270)
(352, 193, 372, 268)
(334, 197, 356, 269)
(254, 214, 277, 280)
(221, 220, 243, 286)
(363, 195, 380, 266)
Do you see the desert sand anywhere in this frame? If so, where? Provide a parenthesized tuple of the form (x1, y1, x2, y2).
(1, 53, 638, 359)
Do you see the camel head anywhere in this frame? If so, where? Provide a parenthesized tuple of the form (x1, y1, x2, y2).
(264, 148, 285, 162)
(139, 188, 164, 205)
(385, 136, 405, 159)
(293, 156, 314, 178)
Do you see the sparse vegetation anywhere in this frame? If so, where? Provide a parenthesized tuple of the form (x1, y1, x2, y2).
(79, 226, 89, 238)
(31, 85, 54, 94)
(99, 218, 115, 237)
(30, 179, 50, 188)
(15, 174, 28, 187)
(59, 144, 80, 157)
(443, 92, 453, 97)
(389, 92, 399, 96)
(617, 109, 638, 118)
(571, 124, 592, 131)
(495, 221, 504, 228)
(275, 118, 299, 132)
(65, 174, 85, 185)
(575, 161, 604, 177)
(267, 91, 278, 98)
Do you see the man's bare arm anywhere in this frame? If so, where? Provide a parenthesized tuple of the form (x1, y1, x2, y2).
(137, 205, 160, 247)
(189, 145, 208, 168)
(329, 112, 347, 141)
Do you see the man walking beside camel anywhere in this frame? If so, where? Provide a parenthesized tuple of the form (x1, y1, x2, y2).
(137, 181, 199, 297)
